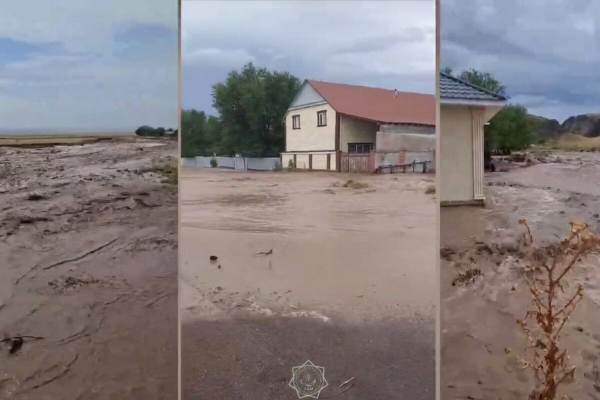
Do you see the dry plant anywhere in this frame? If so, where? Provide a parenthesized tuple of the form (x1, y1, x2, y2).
(513, 219, 600, 399)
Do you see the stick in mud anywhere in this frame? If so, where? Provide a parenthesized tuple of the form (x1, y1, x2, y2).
(42, 238, 119, 270)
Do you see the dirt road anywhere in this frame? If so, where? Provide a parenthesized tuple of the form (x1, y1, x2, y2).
(0, 139, 177, 399)
(180, 168, 436, 399)
(441, 151, 600, 399)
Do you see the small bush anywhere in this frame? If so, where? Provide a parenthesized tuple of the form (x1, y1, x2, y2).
(273, 161, 282, 171)
(210, 158, 218, 168)
(288, 159, 295, 169)
(510, 219, 600, 400)
(152, 156, 178, 185)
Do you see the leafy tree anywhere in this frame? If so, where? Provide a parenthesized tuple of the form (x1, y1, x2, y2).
(486, 105, 533, 153)
(443, 67, 506, 97)
(211, 63, 300, 157)
(457, 68, 506, 97)
(445, 68, 531, 152)
(181, 110, 208, 158)
(135, 125, 171, 137)
(135, 125, 154, 136)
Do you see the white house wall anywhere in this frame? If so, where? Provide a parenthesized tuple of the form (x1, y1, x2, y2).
(340, 115, 378, 153)
(281, 151, 336, 170)
(285, 103, 337, 152)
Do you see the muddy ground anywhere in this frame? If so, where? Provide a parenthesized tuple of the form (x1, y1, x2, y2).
(180, 168, 436, 399)
(441, 151, 600, 399)
(0, 139, 177, 399)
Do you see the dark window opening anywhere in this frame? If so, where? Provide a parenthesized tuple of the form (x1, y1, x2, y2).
(292, 115, 300, 129)
(348, 143, 373, 154)
(317, 110, 327, 127)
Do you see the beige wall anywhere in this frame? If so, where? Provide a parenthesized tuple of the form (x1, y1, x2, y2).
(281, 151, 336, 171)
(285, 104, 336, 152)
(376, 132, 435, 152)
(340, 115, 378, 152)
(440, 105, 503, 203)
(440, 106, 474, 203)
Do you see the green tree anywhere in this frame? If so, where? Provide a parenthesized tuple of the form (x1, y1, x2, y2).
(447, 68, 531, 152)
(457, 68, 506, 97)
(486, 105, 533, 153)
(212, 63, 300, 157)
(181, 110, 209, 158)
(181, 110, 223, 157)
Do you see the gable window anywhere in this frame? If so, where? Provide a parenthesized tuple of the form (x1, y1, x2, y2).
(292, 115, 300, 129)
(317, 110, 327, 127)
(348, 143, 373, 154)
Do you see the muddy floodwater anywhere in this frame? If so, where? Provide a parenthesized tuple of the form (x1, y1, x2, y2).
(180, 167, 436, 399)
(0, 139, 177, 399)
(441, 151, 600, 399)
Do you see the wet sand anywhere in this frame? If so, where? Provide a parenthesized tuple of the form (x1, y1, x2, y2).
(180, 168, 436, 399)
(441, 152, 600, 399)
(0, 139, 177, 399)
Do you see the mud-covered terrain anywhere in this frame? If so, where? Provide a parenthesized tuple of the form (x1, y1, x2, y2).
(0, 139, 177, 400)
(180, 168, 436, 399)
(441, 151, 600, 399)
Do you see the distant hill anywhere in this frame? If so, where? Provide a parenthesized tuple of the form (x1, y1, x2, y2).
(526, 114, 561, 142)
(527, 113, 600, 142)
(561, 114, 600, 137)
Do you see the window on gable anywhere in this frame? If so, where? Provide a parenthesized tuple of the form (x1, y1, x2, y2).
(317, 110, 327, 127)
(292, 115, 300, 129)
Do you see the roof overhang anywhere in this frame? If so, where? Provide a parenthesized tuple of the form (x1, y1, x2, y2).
(440, 98, 507, 107)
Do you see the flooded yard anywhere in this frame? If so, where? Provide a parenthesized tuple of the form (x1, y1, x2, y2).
(180, 167, 436, 399)
(0, 139, 177, 399)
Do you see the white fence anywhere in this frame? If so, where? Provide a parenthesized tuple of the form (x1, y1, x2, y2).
(181, 156, 281, 171)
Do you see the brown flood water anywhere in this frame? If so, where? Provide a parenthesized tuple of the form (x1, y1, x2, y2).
(0, 140, 177, 399)
(441, 152, 600, 399)
(180, 167, 436, 399)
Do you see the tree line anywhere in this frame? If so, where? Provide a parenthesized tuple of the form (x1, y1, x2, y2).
(181, 63, 300, 158)
(135, 126, 177, 137)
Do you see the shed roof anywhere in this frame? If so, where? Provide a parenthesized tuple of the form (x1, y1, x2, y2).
(305, 80, 435, 126)
(440, 73, 507, 102)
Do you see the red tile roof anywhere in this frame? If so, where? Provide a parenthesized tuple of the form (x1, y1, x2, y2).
(307, 80, 435, 126)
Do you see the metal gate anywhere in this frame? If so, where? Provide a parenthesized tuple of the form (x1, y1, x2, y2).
(340, 152, 375, 173)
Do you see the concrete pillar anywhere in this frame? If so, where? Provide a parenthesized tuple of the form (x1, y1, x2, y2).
(471, 108, 485, 200)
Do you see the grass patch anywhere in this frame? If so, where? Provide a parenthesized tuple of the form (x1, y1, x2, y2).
(152, 155, 178, 185)
(540, 133, 600, 151)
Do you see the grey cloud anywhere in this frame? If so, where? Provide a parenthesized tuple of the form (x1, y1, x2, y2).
(442, 0, 600, 121)
(182, 1, 435, 111)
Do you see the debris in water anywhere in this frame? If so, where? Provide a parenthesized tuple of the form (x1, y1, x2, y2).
(7, 337, 23, 354)
(1, 335, 44, 355)
(27, 193, 47, 201)
(254, 249, 273, 256)
(209, 255, 218, 261)
(451, 268, 483, 286)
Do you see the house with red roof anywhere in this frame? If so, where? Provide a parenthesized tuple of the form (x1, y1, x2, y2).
(281, 80, 435, 172)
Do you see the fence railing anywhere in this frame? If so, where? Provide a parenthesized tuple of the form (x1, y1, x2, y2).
(181, 156, 280, 171)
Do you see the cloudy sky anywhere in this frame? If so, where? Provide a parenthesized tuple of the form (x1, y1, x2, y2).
(442, 0, 600, 122)
(182, 0, 435, 114)
(0, 1, 178, 133)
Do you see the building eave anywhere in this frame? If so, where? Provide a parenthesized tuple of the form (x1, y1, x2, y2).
(441, 98, 506, 108)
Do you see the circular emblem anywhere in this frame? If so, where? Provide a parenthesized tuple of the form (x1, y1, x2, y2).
(289, 360, 328, 399)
